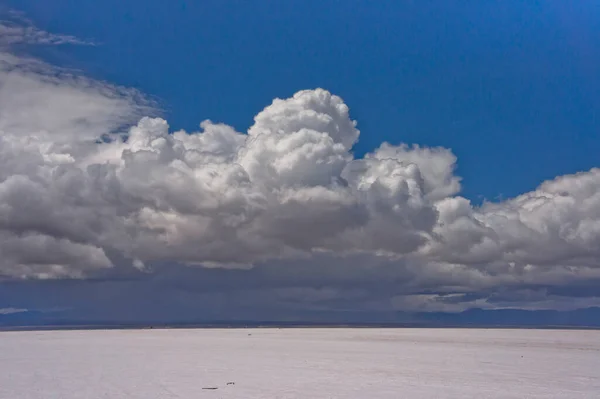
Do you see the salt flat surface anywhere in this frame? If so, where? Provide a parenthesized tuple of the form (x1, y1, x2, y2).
(1, 328, 599, 398)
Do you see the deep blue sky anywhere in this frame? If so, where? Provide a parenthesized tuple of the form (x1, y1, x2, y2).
(8, 0, 600, 202)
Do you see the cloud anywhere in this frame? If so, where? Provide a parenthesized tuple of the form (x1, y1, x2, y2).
(0, 307, 28, 315)
(0, 11, 92, 46)
(0, 86, 453, 273)
(2, 20, 600, 313)
(0, 49, 156, 279)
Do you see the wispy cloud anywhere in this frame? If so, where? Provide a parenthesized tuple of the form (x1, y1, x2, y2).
(0, 307, 28, 315)
(0, 10, 93, 47)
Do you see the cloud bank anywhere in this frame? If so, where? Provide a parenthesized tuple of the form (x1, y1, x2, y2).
(1, 25, 600, 312)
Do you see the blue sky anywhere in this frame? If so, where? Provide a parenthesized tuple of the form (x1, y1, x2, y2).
(3, 1, 600, 322)
(9, 0, 600, 201)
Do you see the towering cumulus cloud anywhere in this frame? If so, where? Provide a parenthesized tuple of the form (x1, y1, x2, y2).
(2, 21, 600, 311)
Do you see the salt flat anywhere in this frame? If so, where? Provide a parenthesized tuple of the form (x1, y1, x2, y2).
(1, 328, 599, 398)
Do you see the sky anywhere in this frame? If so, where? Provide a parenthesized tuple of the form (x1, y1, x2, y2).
(1, 1, 600, 323)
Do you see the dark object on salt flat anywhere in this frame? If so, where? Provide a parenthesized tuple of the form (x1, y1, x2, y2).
(227, 382, 235, 385)
(202, 387, 218, 390)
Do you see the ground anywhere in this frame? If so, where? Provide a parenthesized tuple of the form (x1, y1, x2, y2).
(1, 328, 599, 398)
